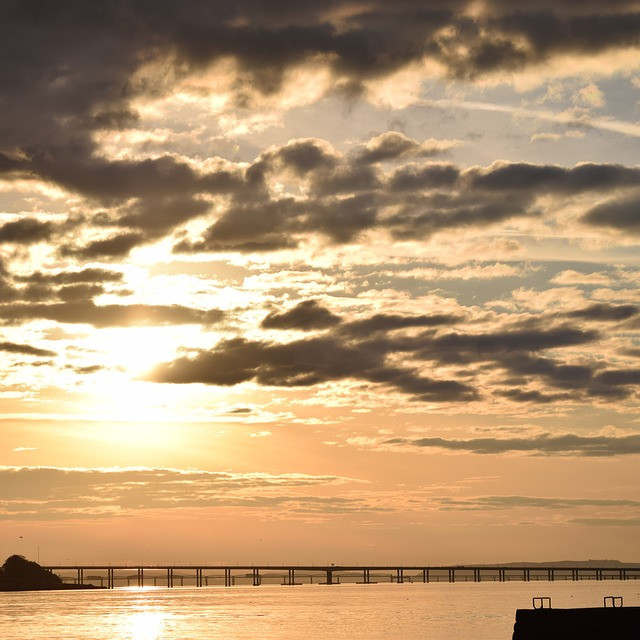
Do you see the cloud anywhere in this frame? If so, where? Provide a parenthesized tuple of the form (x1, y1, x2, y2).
(147, 333, 477, 402)
(62, 232, 146, 259)
(568, 517, 640, 527)
(0, 465, 364, 520)
(386, 433, 640, 456)
(436, 495, 640, 511)
(0, 341, 56, 357)
(0, 218, 55, 244)
(144, 301, 633, 403)
(582, 193, 640, 234)
(175, 156, 640, 253)
(354, 132, 459, 164)
(1, 1, 639, 258)
(15, 268, 124, 286)
(550, 270, 612, 286)
(261, 299, 342, 330)
(341, 312, 461, 336)
(565, 304, 638, 321)
(0, 301, 224, 328)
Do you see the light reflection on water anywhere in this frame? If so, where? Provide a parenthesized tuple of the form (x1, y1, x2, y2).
(1, 581, 639, 640)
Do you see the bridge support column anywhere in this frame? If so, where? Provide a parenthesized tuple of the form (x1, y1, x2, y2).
(498, 568, 506, 582)
(108, 568, 114, 589)
(137, 568, 144, 588)
(77, 568, 83, 585)
(448, 569, 455, 583)
(524, 569, 530, 582)
(196, 568, 203, 587)
(325, 569, 333, 585)
(224, 568, 231, 587)
(252, 568, 260, 586)
(422, 568, 429, 583)
(397, 568, 404, 584)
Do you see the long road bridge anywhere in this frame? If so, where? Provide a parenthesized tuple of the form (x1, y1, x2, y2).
(42, 564, 640, 589)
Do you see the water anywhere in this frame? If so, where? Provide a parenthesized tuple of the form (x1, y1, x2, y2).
(1, 581, 639, 639)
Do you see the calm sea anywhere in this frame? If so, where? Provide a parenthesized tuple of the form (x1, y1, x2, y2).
(1, 580, 639, 639)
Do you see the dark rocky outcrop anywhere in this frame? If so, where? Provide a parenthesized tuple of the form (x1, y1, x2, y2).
(0, 555, 101, 591)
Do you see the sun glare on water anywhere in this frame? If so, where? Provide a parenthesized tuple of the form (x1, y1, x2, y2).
(124, 610, 167, 640)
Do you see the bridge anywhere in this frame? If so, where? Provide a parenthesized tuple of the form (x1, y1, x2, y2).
(42, 564, 640, 589)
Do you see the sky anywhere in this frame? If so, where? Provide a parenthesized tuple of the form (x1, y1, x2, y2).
(1, 0, 640, 566)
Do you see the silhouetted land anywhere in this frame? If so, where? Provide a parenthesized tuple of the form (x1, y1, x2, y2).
(0, 555, 104, 591)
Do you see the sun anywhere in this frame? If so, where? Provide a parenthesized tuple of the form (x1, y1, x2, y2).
(85, 327, 183, 377)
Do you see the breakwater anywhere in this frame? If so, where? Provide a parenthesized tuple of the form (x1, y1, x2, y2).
(41, 564, 640, 589)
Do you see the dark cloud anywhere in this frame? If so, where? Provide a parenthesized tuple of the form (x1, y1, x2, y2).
(468, 162, 640, 194)
(73, 364, 104, 375)
(0, 218, 54, 244)
(386, 433, 640, 456)
(262, 139, 339, 177)
(389, 163, 460, 191)
(581, 193, 640, 234)
(147, 334, 477, 402)
(1, 1, 639, 256)
(0, 301, 224, 328)
(61, 232, 146, 259)
(342, 313, 461, 336)
(261, 300, 342, 330)
(355, 132, 452, 164)
(566, 304, 639, 321)
(145, 300, 638, 402)
(496, 389, 574, 404)
(0, 341, 56, 357)
(414, 327, 598, 364)
(16, 268, 123, 285)
(175, 155, 640, 253)
(593, 369, 640, 386)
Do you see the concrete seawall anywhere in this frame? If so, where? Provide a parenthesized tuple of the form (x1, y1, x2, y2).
(513, 606, 640, 639)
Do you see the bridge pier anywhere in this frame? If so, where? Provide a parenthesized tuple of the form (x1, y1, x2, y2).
(224, 568, 231, 587)
(422, 568, 429, 583)
(448, 568, 455, 583)
(283, 568, 298, 585)
(252, 568, 260, 586)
